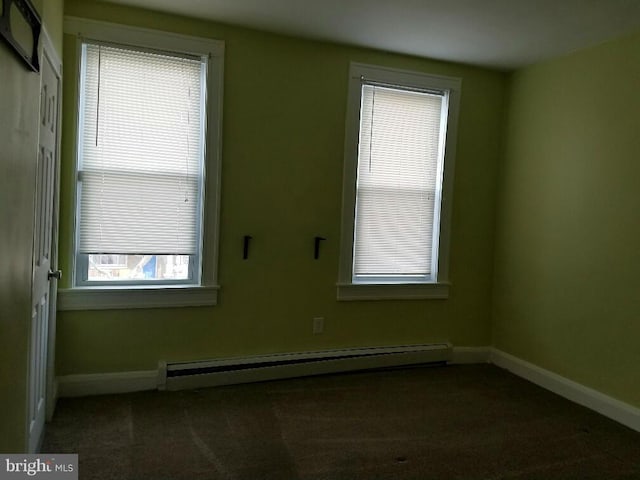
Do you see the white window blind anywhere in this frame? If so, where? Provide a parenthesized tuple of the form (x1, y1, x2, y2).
(77, 43, 205, 255)
(353, 84, 447, 280)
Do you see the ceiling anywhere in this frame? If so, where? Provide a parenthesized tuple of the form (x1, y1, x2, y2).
(105, 0, 640, 70)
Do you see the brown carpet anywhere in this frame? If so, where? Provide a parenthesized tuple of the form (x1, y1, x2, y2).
(43, 364, 640, 479)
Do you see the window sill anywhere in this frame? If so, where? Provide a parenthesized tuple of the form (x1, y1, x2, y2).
(337, 282, 449, 301)
(57, 285, 219, 311)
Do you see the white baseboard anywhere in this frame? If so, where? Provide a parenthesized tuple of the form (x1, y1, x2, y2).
(450, 346, 491, 364)
(57, 370, 158, 398)
(491, 348, 640, 433)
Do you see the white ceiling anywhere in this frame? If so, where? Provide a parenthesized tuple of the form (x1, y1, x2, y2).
(106, 0, 640, 70)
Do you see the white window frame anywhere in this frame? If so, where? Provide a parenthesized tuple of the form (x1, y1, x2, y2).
(57, 17, 224, 310)
(337, 63, 461, 301)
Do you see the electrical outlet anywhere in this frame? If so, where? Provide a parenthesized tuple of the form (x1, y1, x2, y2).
(313, 317, 324, 334)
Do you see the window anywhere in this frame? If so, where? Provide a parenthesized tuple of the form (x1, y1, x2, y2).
(59, 18, 224, 310)
(338, 63, 461, 300)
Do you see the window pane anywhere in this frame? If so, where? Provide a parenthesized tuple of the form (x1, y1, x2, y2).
(87, 254, 190, 281)
(78, 43, 205, 256)
(353, 85, 445, 279)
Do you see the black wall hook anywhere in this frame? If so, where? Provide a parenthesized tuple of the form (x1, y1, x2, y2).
(243, 235, 252, 260)
(314, 236, 326, 260)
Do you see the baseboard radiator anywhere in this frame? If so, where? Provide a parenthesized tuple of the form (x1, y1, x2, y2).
(159, 343, 452, 391)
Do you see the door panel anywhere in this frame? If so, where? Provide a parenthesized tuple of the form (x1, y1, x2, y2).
(28, 47, 60, 453)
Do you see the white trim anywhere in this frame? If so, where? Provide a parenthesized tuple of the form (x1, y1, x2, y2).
(57, 285, 220, 310)
(201, 36, 224, 291)
(165, 343, 452, 391)
(337, 63, 461, 300)
(450, 346, 491, 364)
(57, 370, 158, 397)
(491, 348, 640, 433)
(40, 27, 62, 76)
(337, 282, 449, 301)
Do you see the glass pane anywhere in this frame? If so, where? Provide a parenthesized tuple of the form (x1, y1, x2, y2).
(353, 85, 444, 278)
(87, 254, 190, 281)
(78, 43, 204, 256)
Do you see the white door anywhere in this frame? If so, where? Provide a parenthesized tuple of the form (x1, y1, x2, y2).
(28, 42, 61, 454)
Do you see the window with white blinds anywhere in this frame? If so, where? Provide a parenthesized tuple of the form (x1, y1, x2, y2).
(338, 63, 460, 298)
(353, 85, 447, 282)
(64, 19, 223, 307)
(75, 41, 207, 285)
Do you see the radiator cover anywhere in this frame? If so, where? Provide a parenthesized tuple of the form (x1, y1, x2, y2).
(159, 343, 452, 391)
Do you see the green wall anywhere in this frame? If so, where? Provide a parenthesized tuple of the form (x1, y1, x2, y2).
(0, 0, 63, 453)
(43, 0, 65, 54)
(56, 1, 507, 375)
(493, 32, 640, 407)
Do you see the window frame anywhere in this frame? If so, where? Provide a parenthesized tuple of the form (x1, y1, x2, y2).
(58, 17, 224, 310)
(337, 63, 461, 301)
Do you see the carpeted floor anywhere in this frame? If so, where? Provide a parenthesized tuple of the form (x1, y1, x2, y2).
(43, 364, 640, 479)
